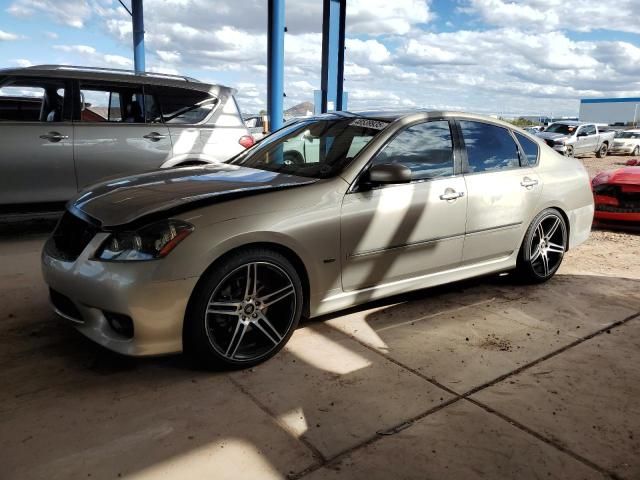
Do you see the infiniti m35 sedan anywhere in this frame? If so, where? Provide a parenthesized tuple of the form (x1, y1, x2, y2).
(42, 111, 594, 368)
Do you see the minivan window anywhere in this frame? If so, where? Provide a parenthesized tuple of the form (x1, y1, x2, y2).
(515, 132, 539, 166)
(156, 87, 217, 124)
(79, 84, 148, 123)
(0, 80, 68, 122)
(459, 121, 521, 173)
(372, 121, 454, 180)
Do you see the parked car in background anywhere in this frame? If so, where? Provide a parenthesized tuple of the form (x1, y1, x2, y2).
(610, 130, 640, 156)
(42, 111, 594, 368)
(524, 126, 543, 134)
(592, 166, 640, 226)
(537, 121, 614, 158)
(244, 115, 268, 141)
(0, 65, 254, 213)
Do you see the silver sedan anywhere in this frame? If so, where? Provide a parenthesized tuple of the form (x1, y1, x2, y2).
(42, 111, 594, 368)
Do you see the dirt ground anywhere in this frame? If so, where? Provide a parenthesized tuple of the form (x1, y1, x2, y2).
(0, 155, 638, 479)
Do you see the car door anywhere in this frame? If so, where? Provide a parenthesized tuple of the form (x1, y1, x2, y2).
(457, 120, 542, 264)
(73, 81, 172, 189)
(340, 120, 467, 291)
(0, 76, 76, 206)
(576, 124, 596, 154)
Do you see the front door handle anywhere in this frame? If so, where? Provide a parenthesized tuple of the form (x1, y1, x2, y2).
(439, 189, 465, 201)
(521, 177, 539, 188)
(40, 132, 69, 142)
(143, 132, 167, 142)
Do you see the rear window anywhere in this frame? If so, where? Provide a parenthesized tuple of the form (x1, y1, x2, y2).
(156, 87, 217, 124)
(515, 132, 539, 166)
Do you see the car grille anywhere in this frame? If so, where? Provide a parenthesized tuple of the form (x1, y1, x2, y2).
(45, 211, 99, 262)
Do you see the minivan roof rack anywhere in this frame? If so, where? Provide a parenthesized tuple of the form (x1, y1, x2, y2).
(24, 65, 201, 83)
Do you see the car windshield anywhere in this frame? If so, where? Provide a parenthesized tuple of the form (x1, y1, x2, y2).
(230, 118, 387, 179)
(616, 131, 640, 139)
(544, 123, 579, 135)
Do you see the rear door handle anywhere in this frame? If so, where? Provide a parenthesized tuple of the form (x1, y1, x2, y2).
(40, 132, 68, 142)
(521, 177, 539, 188)
(143, 132, 167, 141)
(439, 189, 465, 201)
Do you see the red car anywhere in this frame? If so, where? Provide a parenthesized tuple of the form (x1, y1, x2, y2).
(592, 166, 640, 226)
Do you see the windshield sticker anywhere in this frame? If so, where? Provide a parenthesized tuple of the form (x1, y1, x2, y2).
(350, 119, 389, 130)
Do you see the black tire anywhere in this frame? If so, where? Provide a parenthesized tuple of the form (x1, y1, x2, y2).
(632, 146, 639, 156)
(596, 143, 608, 158)
(515, 209, 568, 284)
(283, 151, 304, 165)
(184, 248, 303, 369)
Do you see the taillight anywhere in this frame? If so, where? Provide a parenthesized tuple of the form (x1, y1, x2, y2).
(239, 135, 255, 149)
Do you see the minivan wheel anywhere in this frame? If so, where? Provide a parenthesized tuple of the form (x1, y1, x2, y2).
(185, 248, 303, 369)
(596, 143, 608, 158)
(515, 209, 567, 284)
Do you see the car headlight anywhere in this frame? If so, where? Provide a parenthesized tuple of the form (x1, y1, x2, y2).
(591, 172, 610, 188)
(96, 219, 194, 261)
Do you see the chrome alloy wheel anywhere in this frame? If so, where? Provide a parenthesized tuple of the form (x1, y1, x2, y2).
(204, 262, 297, 362)
(529, 213, 567, 278)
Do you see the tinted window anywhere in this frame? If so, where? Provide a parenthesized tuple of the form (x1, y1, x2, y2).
(157, 87, 217, 124)
(0, 79, 68, 122)
(459, 121, 520, 173)
(373, 121, 454, 180)
(515, 132, 539, 165)
(581, 125, 596, 135)
(79, 84, 151, 123)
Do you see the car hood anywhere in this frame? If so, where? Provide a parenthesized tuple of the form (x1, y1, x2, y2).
(69, 164, 317, 229)
(596, 166, 640, 186)
(537, 132, 568, 142)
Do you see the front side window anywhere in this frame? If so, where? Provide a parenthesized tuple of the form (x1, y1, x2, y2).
(545, 123, 578, 135)
(156, 87, 217, 124)
(0, 79, 68, 122)
(459, 121, 521, 173)
(515, 132, 539, 166)
(581, 125, 596, 136)
(79, 84, 149, 123)
(231, 119, 385, 179)
(372, 121, 454, 180)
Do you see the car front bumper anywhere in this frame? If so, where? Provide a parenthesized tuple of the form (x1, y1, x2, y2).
(42, 233, 199, 356)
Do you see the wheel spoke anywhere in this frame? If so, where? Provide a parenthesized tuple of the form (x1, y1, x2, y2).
(244, 263, 258, 299)
(254, 312, 283, 345)
(541, 252, 550, 276)
(536, 223, 545, 241)
(207, 300, 241, 316)
(259, 284, 294, 307)
(547, 242, 565, 254)
(531, 246, 542, 262)
(546, 217, 561, 239)
(225, 320, 248, 359)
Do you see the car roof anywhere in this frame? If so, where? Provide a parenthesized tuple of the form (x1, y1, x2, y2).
(0, 65, 234, 96)
(293, 110, 513, 123)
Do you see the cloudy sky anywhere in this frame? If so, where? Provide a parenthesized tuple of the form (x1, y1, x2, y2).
(1, 0, 640, 117)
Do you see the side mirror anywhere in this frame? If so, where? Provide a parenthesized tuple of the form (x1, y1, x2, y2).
(368, 163, 412, 185)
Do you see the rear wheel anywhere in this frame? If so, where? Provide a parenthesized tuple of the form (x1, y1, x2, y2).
(596, 143, 608, 158)
(515, 209, 567, 284)
(185, 248, 303, 369)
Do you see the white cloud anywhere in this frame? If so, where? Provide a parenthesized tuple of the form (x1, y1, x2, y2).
(53, 44, 133, 69)
(0, 30, 19, 41)
(12, 59, 33, 67)
(7, 0, 92, 28)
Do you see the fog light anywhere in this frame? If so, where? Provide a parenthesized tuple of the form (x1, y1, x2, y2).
(104, 311, 134, 338)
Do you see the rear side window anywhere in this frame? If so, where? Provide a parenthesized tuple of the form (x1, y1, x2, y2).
(156, 87, 217, 124)
(373, 121, 454, 180)
(79, 84, 155, 124)
(0, 79, 68, 122)
(459, 121, 520, 173)
(515, 132, 539, 166)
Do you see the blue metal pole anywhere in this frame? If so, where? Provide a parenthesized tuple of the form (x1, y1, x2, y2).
(267, 0, 285, 131)
(321, 0, 346, 112)
(131, 0, 145, 73)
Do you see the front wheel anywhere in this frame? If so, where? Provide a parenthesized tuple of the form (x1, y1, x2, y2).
(596, 143, 608, 158)
(515, 209, 568, 284)
(632, 146, 639, 156)
(564, 145, 574, 157)
(185, 248, 303, 369)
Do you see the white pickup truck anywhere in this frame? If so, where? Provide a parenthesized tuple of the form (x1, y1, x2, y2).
(537, 121, 615, 158)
